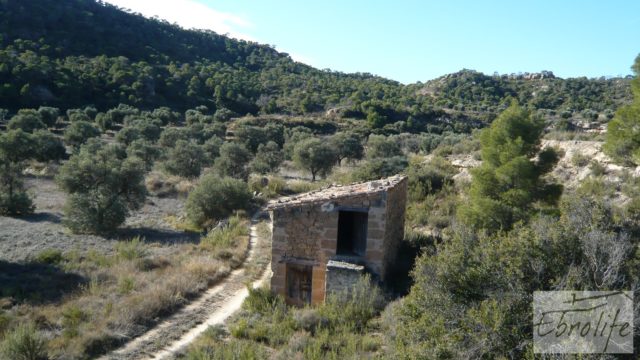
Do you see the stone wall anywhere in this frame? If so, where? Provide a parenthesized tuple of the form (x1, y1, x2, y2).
(381, 176, 408, 282)
(325, 260, 365, 296)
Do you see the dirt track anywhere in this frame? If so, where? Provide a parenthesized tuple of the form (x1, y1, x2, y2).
(98, 214, 272, 360)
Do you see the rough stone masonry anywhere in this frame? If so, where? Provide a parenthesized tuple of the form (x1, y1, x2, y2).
(267, 175, 407, 305)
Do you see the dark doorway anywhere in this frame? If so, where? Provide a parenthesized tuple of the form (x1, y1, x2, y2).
(337, 210, 368, 256)
(286, 264, 313, 305)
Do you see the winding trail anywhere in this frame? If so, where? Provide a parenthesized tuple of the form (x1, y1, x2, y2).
(99, 214, 272, 360)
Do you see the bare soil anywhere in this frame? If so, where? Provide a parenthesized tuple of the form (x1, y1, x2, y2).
(0, 177, 197, 263)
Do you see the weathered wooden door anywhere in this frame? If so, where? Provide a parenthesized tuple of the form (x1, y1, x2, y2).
(286, 264, 312, 306)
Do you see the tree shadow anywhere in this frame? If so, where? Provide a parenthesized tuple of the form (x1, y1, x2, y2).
(22, 211, 62, 224)
(117, 227, 200, 245)
(0, 260, 86, 305)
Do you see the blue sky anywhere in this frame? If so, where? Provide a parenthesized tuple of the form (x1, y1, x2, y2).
(105, 0, 640, 84)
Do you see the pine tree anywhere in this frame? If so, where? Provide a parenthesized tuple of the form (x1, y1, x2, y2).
(458, 103, 561, 231)
(604, 55, 640, 165)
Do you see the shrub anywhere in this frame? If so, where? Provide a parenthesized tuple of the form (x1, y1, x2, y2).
(406, 156, 456, 201)
(242, 287, 286, 315)
(0, 191, 34, 217)
(570, 152, 590, 167)
(37, 107, 60, 127)
(320, 275, 385, 331)
(116, 236, 147, 261)
(62, 305, 88, 338)
(63, 193, 128, 234)
(0, 323, 47, 360)
(350, 156, 408, 182)
(202, 136, 223, 165)
(185, 175, 252, 228)
(589, 160, 606, 177)
(200, 216, 248, 257)
(248, 175, 286, 198)
(365, 134, 402, 159)
(33, 249, 64, 265)
(185, 338, 268, 360)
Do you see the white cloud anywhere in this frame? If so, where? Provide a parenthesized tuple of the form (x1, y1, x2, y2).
(102, 0, 255, 41)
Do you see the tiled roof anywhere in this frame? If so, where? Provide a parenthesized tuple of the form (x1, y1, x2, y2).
(267, 175, 406, 210)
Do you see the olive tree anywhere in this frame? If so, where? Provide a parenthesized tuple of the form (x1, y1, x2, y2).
(293, 137, 337, 181)
(0, 130, 37, 215)
(214, 142, 252, 180)
(63, 121, 100, 149)
(186, 174, 252, 228)
(56, 140, 146, 234)
(162, 140, 205, 178)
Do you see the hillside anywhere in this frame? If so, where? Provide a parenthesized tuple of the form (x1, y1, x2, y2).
(0, 0, 632, 131)
(2, 1, 640, 358)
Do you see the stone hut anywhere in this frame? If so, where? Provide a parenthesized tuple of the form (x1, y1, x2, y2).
(267, 175, 408, 305)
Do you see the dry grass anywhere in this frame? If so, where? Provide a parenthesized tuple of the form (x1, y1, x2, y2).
(145, 170, 197, 197)
(0, 216, 252, 359)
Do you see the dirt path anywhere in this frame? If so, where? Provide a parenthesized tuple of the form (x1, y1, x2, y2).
(98, 214, 272, 360)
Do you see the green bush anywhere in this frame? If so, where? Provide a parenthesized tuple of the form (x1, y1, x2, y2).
(185, 338, 268, 360)
(33, 249, 64, 265)
(406, 156, 456, 201)
(350, 156, 408, 182)
(248, 175, 286, 199)
(61, 305, 88, 339)
(116, 236, 147, 261)
(320, 275, 385, 331)
(126, 139, 160, 170)
(570, 152, 590, 167)
(589, 160, 606, 176)
(0, 191, 34, 217)
(200, 216, 247, 252)
(0, 323, 47, 360)
(186, 175, 252, 228)
(365, 134, 402, 159)
(242, 287, 286, 315)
